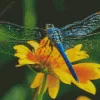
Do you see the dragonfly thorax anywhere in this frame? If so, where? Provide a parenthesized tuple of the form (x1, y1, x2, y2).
(47, 27, 63, 43)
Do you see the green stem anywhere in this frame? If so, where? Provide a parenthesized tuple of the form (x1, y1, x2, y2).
(36, 74, 47, 100)
(27, 65, 47, 100)
(32, 88, 39, 100)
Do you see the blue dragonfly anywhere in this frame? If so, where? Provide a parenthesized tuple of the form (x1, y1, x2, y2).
(0, 12, 100, 82)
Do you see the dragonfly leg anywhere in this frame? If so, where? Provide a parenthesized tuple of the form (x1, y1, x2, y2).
(45, 44, 53, 63)
(42, 41, 54, 65)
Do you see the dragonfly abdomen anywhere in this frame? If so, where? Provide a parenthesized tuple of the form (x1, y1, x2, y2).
(56, 42, 79, 82)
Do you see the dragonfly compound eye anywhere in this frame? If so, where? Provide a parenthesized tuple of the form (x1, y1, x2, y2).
(45, 24, 54, 29)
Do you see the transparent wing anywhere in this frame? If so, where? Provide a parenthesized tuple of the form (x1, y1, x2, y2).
(62, 32, 100, 63)
(0, 21, 46, 55)
(60, 12, 100, 37)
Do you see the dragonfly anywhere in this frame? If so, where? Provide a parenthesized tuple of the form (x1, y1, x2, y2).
(0, 12, 100, 82)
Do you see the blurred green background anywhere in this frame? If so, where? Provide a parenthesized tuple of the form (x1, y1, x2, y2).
(0, 0, 100, 100)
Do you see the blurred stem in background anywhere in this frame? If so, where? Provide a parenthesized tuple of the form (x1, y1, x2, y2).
(23, 0, 44, 100)
(2, 0, 39, 100)
(23, 0, 37, 28)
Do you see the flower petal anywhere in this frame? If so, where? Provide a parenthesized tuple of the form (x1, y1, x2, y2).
(74, 44, 82, 51)
(73, 80, 96, 95)
(26, 51, 36, 62)
(17, 59, 37, 66)
(14, 53, 26, 59)
(27, 40, 39, 51)
(14, 45, 30, 54)
(39, 37, 49, 47)
(50, 47, 63, 61)
(66, 44, 89, 62)
(54, 68, 71, 84)
(47, 75, 60, 99)
(30, 73, 44, 88)
(76, 96, 91, 100)
(41, 41, 52, 56)
(73, 63, 100, 82)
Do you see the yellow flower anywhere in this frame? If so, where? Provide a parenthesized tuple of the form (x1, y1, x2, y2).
(14, 37, 100, 99)
(76, 96, 91, 100)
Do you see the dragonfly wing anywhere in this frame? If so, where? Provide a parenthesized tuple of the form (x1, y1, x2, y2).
(0, 22, 46, 55)
(60, 12, 100, 37)
(62, 31, 100, 63)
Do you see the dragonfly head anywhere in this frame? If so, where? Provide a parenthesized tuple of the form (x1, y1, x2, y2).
(45, 24, 54, 29)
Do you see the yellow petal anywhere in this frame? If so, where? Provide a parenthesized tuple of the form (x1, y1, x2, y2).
(14, 45, 30, 54)
(30, 73, 44, 88)
(54, 68, 71, 84)
(73, 63, 100, 82)
(66, 44, 82, 55)
(14, 53, 26, 59)
(66, 44, 89, 62)
(36, 39, 51, 56)
(47, 75, 60, 99)
(39, 37, 49, 47)
(16, 64, 25, 67)
(17, 59, 39, 67)
(73, 80, 96, 95)
(41, 42, 52, 56)
(27, 41, 39, 51)
(26, 51, 36, 62)
(74, 44, 82, 51)
(76, 96, 91, 100)
(50, 47, 62, 61)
